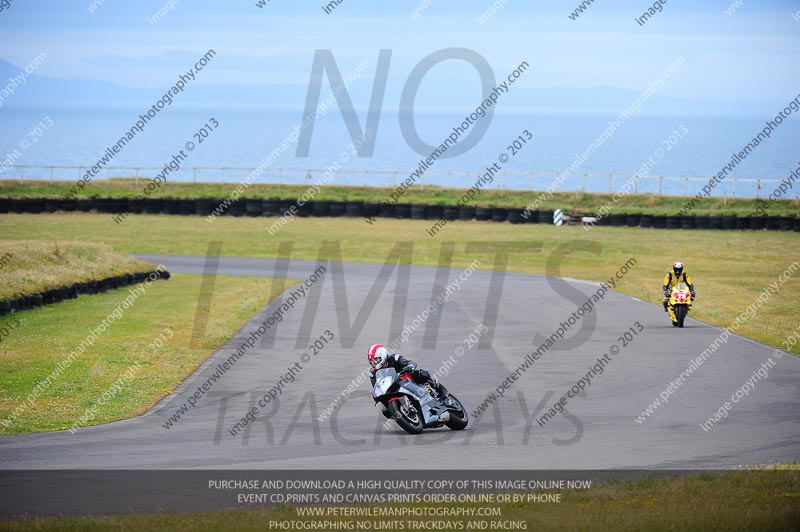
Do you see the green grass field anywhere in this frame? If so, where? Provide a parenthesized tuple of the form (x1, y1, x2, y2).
(0, 240, 155, 300)
(1, 469, 797, 531)
(2, 178, 798, 216)
(0, 273, 289, 434)
(2, 212, 798, 355)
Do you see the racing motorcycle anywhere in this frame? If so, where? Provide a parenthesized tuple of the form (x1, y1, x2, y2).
(667, 281, 693, 328)
(372, 367, 468, 434)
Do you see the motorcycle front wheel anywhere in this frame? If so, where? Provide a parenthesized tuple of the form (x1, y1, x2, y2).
(388, 399, 424, 434)
(675, 305, 687, 328)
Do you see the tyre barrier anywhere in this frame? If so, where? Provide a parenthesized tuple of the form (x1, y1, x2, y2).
(537, 210, 554, 224)
(410, 204, 426, 220)
(44, 199, 60, 213)
(443, 205, 459, 222)
(507, 208, 524, 224)
(346, 201, 363, 218)
(380, 202, 396, 218)
(665, 215, 680, 229)
(0, 269, 170, 316)
(362, 202, 380, 218)
(475, 207, 492, 221)
(329, 201, 346, 217)
(610, 213, 626, 227)
(179, 199, 196, 215)
(261, 199, 279, 217)
(161, 199, 179, 215)
(296, 200, 313, 218)
(491, 207, 508, 223)
(426, 204, 444, 221)
(395, 203, 411, 219)
(625, 214, 641, 227)
(93, 197, 112, 213)
(722, 215, 737, 230)
(312, 200, 330, 217)
(1, 197, 796, 231)
(245, 198, 262, 217)
(458, 205, 476, 221)
(195, 198, 214, 216)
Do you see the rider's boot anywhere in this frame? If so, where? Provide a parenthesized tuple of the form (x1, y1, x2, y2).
(435, 381, 453, 406)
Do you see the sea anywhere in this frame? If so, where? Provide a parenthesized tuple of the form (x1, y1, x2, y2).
(1, 107, 798, 199)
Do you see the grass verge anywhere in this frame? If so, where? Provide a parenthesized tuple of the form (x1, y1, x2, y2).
(0, 469, 797, 531)
(0, 240, 155, 300)
(2, 178, 798, 216)
(0, 273, 292, 435)
(1, 213, 797, 355)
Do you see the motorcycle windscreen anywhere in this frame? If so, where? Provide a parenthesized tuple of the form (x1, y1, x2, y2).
(673, 282, 689, 292)
(372, 368, 397, 398)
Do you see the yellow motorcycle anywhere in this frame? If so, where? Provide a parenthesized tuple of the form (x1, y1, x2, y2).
(667, 282, 693, 328)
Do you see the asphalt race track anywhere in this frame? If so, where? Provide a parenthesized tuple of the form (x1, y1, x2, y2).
(1, 254, 798, 469)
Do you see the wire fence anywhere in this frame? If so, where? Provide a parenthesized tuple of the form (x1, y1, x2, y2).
(3, 164, 789, 199)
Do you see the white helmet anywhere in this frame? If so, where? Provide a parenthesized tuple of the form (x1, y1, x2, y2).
(367, 343, 389, 370)
(673, 261, 684, 277)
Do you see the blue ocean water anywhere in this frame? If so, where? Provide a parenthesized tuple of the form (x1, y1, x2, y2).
(1, 107, 798, 198)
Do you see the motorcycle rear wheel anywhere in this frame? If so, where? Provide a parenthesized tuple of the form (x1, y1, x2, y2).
(444, 394, 469, 430)
(388, 399, 424, 434)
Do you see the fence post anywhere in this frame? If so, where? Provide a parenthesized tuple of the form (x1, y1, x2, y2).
(528, 171, 533, 191)
(684, 177, 688, 197)
(659, 176, 663, 196)
(756, 179, 760, 199)
(608, 174, 612, 194)
(49, 166, 53, 184)
(732, 177, 736, 197)
(20, 165, 25, 184)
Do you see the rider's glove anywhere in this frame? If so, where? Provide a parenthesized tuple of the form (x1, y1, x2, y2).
(414, 369, 430, 381)
(399, 365, 415, 375)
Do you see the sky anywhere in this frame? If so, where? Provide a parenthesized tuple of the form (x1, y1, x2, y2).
(0, 0, 799, 114)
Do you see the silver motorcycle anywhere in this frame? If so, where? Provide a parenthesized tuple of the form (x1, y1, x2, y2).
(372, 367, 468, 434)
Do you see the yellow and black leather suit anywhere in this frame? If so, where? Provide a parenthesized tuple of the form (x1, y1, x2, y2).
(662, 270, 696, 300)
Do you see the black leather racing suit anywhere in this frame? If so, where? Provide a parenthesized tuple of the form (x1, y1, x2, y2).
(370, 353, 449, 417)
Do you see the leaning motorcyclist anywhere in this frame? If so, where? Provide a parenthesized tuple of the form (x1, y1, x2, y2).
(367, 343, 453, 417)
(662, 261, 696, 311)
